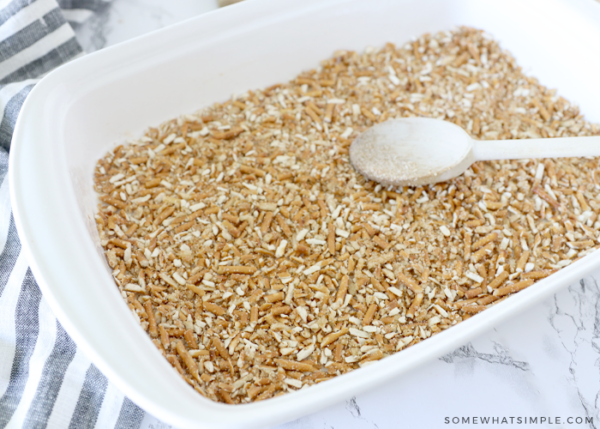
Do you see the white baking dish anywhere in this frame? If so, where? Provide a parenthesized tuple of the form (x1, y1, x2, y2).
(9, 0, 600, 428)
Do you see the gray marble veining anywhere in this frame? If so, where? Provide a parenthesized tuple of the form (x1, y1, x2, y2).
(73, 0, 219, 53)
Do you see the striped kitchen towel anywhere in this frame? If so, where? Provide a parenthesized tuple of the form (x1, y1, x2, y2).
(0, 1, 147, 427)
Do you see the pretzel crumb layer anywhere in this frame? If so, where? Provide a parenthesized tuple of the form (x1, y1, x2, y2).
(94, 27, 600, 404)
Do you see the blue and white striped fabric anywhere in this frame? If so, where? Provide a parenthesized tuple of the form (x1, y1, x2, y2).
(0, 1, 147, 427)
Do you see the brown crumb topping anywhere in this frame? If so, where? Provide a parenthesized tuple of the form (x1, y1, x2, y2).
(94, 27, 600, 404)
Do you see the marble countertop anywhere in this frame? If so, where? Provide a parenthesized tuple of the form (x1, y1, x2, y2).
(74, 2, 600, 428)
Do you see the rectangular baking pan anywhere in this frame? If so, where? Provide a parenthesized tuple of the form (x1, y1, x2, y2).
(9, 0, 600, 427)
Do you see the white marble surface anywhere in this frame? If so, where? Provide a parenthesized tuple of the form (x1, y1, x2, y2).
(72, 0, 219, 53)
(74, 2, 600, 428)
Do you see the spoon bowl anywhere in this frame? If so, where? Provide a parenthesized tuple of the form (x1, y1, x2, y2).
(350, 117, 600, 187)
(350, 118, 475, 187)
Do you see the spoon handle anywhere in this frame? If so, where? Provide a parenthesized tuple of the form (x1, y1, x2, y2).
(472, 136, 600, 161)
